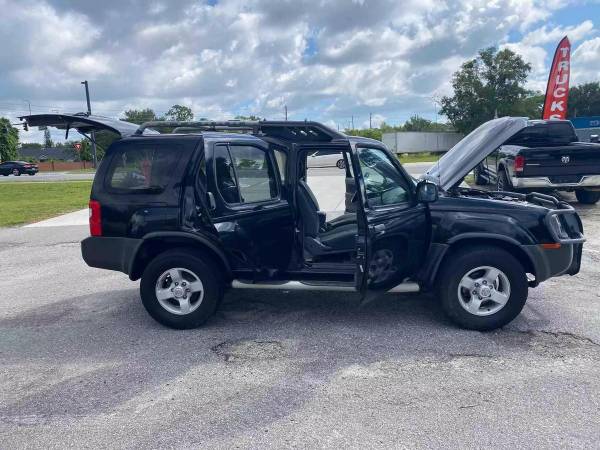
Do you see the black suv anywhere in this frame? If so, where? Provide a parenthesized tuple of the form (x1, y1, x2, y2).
(21, 114, 585, 331)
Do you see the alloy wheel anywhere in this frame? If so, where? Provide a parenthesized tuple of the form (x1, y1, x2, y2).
(457, 265, 511, 316)
(154, 268, 204, 315)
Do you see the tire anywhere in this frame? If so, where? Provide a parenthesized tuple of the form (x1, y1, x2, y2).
(28, 173, 35, 176)
(336, 159, 346, 169)
(437, 246, 528, 331)
(575, 190, 600, 205)
(496, 169, 512, 192)
(473, 164, 488, 185)
(12, 169, 21, 176)
(140, 249, 222, 329)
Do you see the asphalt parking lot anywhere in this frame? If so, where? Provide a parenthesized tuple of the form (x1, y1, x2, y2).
(1, 193, 599, 448)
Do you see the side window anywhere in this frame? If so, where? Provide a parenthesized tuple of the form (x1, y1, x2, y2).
(106, 143, 181, 191)
(214, 144, 278, 205)
(214, 145, 241, 204)
(357, 147, 410, 207)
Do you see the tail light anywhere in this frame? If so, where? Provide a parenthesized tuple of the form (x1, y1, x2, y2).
(89, 200, 102, 236)
(514, 155, 525, 173)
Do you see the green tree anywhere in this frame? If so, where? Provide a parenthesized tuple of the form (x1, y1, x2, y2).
(402, 115, 454, 132)
(43, 128, 53, 148)
(440, 47, 532, 133)
(122, 108, 158, 125)
(568, 82, 600, 117)
(165, 105, 194, 121)
(0, 117, 19, 161)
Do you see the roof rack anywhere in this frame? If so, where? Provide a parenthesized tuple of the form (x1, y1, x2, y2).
(135, 120, 260, 135)
(134, 120, 346, 142)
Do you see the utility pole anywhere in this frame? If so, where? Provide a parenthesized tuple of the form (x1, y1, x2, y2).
(351, 115, 354, 130)
(81, 80, 97, 168)
(369, 112, 372, 129)
(284, 105, 288, 121)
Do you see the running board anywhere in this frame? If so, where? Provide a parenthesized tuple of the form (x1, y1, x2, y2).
(231, 280, 420, 293)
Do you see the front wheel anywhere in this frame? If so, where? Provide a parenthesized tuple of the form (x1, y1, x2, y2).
(575, 190, 600, 205)
(437, 246, 528, 331)
(473, 164, 488, 185)
(496, 169, 512, 192)
(336, 159, 346, 169)
(140, 249, 222, 329)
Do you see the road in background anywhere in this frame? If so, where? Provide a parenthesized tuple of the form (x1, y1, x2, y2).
(0, 171, 95, 182)
(1, 198, 599, 448)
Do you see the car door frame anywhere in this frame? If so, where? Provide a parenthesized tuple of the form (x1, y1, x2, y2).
(349, 141, 431, 298)
(205, 138, 295, 276)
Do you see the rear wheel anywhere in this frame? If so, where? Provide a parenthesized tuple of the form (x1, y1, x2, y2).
(438, 246, 528, 331)
(497, 169, 512, 192)
(575, 190, 600, 205)
(12, 169, 21, 176)
(473, 164, 488, 185)
(140, 249, 222, 329)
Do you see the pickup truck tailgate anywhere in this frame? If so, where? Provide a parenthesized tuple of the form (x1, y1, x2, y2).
(520, 143, 600, 182)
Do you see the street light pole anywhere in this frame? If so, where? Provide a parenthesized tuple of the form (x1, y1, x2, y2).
(81, 80, 97, 168)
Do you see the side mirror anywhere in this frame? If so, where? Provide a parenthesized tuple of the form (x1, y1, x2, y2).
(416, 180, 439, 203)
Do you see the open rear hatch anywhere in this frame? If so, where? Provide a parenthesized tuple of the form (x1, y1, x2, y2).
(18, 113, 146, 138)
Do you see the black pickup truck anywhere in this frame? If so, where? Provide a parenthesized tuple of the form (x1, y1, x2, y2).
(473, 120, 600, 204)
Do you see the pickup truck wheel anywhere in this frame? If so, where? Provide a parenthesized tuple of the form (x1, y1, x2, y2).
(575, 190, 600, 205)
(473, 165, 488, 185)
(140, 250, 221, 329)
(497, 169, 512, 192)
(438, 247, 528, 331)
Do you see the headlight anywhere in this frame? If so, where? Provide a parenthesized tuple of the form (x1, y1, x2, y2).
(549, 214, 569, 240)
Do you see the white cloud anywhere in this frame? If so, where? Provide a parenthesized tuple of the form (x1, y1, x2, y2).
(0, 0, 598, 143)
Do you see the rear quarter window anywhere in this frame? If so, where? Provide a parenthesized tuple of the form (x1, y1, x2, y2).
(106, 142, 182, 192)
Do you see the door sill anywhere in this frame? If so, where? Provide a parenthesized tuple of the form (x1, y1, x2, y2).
(231, 280, 420, 293)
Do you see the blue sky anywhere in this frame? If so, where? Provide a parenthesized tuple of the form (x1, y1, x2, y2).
(0, 0, 598, 143)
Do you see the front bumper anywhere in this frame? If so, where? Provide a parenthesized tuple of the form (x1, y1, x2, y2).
(522, 243, 581, 283)
(511, 174, 600, 189)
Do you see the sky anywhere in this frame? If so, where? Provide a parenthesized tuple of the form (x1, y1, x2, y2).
(0, 0, 599, 143)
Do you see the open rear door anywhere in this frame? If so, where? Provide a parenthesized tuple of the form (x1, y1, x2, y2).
(19, 113, 146, 138)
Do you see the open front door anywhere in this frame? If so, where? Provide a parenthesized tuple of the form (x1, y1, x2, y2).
(352, 143, 430, 298)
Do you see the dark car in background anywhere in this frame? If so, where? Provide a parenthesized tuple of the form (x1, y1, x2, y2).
(473, 120, 600, 204)
(0, 161, 39, 176)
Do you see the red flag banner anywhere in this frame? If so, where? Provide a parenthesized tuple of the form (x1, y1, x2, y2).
(542, 36, 571, 120)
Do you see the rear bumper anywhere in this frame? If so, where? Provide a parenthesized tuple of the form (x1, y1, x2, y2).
(512, 174, 600, 189)
(81, 236, 140, 275)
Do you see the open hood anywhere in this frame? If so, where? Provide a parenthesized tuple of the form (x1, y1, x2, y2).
(18, 113, 145, 138)
(423, 117, 529, 191)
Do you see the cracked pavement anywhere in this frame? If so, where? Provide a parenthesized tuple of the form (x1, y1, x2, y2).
(1, 197, 599, 448)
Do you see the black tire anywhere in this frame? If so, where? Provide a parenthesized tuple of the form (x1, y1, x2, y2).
(28, 173, 35, 176)
(575, 190, 600, 205)
(140, 249, 222, 329)
(473, 164, 488, 185)
(12, 169, 21, 176)
(496, 168, 512, 192)
(336, 159, 346, 169)
(437, 246, 528, 331)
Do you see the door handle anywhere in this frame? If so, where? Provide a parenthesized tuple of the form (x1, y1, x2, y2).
(373, 224, 386, 234)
